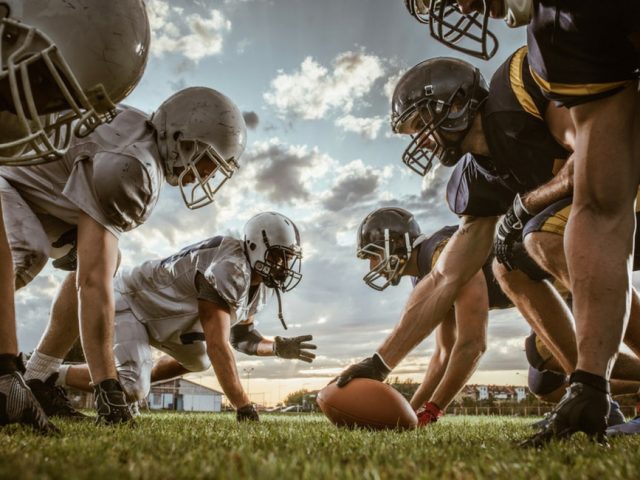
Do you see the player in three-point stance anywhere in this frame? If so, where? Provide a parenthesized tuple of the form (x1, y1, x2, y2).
(25, 212, 315, 422)
(405, 0, 640, 445)
(0, 0, 150, 432)
(2, 85, 247, 425)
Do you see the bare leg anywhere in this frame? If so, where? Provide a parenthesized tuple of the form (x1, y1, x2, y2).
(409, 311, 455, 410)
(623, 289, 640, 358)
(566, 84, 640, 378)
(150, 355, 190, 383)
(493, 260, 577, 373)
(64, 364, 93, 393)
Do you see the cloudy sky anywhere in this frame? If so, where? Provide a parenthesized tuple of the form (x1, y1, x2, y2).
(17, 0, 553, 404)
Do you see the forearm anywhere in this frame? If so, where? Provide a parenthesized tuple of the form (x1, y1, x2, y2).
(410, 350, 449, 410)
(378, 217, 495, 367)
(0, 210, 17, 354)
(151, 355, 190, 382)
(78, 282, 117, 383)
(429, 342, 484, 410)
(207, 343, 250, 408)
(522, 156, 574, 214)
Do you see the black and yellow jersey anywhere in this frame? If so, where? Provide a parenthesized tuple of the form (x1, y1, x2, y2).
(447, 47, 570, 218)
(411, 226, 513, 310)
(482, 46, 570, 192)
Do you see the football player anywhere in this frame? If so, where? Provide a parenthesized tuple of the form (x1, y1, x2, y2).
(2, 86, 246, 425)
(345, 206, 640, 426)
(0, 0, 150, 432)
(406, 0, 640, 444)
(25, 212, 315, 422)
(349, 207, 503, 425)
(336, 49, 577, 415)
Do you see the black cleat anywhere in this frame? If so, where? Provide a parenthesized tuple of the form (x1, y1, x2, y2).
(521, 381, 610, 448)
(0, 371, 59, 435)
(26, 373, 89, 420)
(94, 379, 134, 426)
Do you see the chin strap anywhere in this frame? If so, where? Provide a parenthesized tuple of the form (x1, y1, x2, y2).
(274, 287, 288, 330)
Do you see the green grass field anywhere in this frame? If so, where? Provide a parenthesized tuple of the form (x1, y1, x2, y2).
(1, 413, 639, 480)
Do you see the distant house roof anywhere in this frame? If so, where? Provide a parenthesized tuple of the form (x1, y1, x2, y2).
(151, 378, 224, 396)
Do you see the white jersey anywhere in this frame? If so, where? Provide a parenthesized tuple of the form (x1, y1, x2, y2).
(114, 236, 271, 345)
(0, 106, 165, 239)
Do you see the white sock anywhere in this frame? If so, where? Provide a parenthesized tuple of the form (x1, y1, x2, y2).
(24, 350, 63, 382)
(56, 364, 71, 387)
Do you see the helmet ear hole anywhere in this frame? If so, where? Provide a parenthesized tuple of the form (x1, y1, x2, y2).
(173, 131, 181, 142)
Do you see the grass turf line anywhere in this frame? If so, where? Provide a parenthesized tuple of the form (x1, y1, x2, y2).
(1, 414, 639, 480)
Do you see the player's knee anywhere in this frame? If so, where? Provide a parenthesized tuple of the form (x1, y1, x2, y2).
(180, 356, 211, 373)
(491, 258, 513, 290)
(457, 337, 487, 360)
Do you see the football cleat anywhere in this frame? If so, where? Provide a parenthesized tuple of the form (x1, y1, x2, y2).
(0, 371, 58, 434)
(520, 381, 609, 448)
(26, 373, 89, 420)
(416, 401, 444, 427)
(94, 379, 134, 426)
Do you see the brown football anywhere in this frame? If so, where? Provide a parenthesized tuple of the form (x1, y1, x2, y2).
(317, 378, 417, 430)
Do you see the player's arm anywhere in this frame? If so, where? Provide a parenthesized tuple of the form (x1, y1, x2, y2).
(409, 310, 456, 410)
(76, 211, 120, 383)
(495, 157, 574, 269)
(521, 156, 574, 215)
(231, 320, 316, 362)
(427, 269, 488, 410)
(336, 215, 497, 386)
(198, 299, 251, 410)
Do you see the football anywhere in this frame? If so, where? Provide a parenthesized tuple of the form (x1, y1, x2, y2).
(317, 379, 418, 430)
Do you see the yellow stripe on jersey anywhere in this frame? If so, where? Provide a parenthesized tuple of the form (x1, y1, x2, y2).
(529, 67, 631, 97)
(431, 239, 449, 270)
(509, 46, 542, 120)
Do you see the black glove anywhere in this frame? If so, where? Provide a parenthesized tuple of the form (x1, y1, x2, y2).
(494, 193, 533, 270)
(274, 335, 317, 363)
(335, 353, 391, 388)
(236, 403, 259, 422)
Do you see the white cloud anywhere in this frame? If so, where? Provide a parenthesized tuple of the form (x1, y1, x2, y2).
(147, 0, 232, 61)
(263, 51, 386, 120)
(335, 114, 386, 140)
(383, 68, 408, 102)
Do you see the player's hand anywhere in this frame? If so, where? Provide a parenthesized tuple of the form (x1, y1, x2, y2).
(335, 353, 391, 388)
(236, 403, 259, 422)
(494, 193, 533, 270)
(274, 335, 317, 363)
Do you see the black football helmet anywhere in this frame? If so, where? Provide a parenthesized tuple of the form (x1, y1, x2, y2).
(391, 57, 488, 176)
(403, 1, 533, 61)
(357, 207, 421, 291)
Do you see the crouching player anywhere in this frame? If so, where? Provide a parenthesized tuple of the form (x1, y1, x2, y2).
(26, 212, 316, 422)
(338, 207, 523, 425)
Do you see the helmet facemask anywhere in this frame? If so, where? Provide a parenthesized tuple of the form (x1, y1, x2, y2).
(166, 136, 239, 210)
(406, 0, 499, 61)
(254, 244, 302, 293)
(358, 230, 412, 291)
(0, 18, 117, 165)
(393, 77, 482, 176)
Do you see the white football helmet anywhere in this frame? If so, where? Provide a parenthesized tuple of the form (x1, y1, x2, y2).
(0, 0, 150, 165)
(151, 87, 247, 210)
(244, 212, 302, 292)
(244, 212, 302, 330)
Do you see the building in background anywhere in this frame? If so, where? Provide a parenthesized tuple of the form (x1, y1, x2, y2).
(149, 378, 224, 412)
